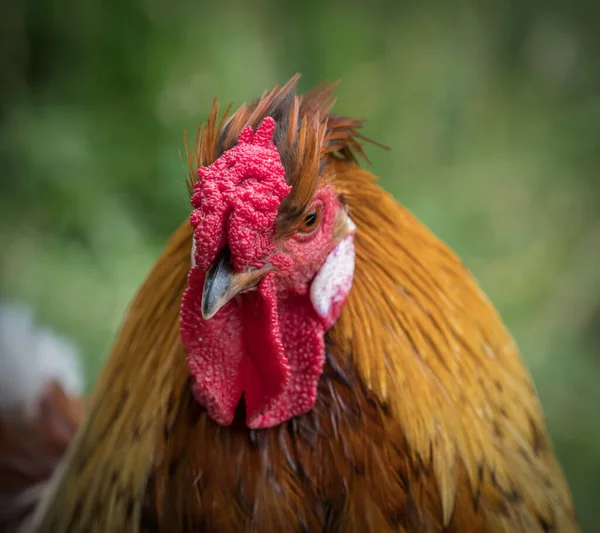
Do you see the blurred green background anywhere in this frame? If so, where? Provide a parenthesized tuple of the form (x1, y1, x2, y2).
(1, 0, 599, 530)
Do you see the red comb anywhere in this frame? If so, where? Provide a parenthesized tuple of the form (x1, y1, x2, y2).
(189, 117, 291, 273)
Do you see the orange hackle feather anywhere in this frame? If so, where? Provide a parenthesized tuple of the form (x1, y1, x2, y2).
(32, 75, 577, 532)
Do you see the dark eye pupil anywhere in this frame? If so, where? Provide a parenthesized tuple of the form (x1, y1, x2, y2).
(304, 211, 317, 227)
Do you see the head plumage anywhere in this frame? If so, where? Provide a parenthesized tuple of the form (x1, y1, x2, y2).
(184, 74, 385, 237)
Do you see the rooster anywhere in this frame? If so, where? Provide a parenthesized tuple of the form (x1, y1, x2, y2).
(27, 75, 577, 532)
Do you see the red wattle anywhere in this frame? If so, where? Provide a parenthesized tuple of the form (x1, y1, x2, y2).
(247, 291, 325, 429)
(181, 268, 245, 426)
(180, 266, 328, 428)
(241, 273, 290, 421)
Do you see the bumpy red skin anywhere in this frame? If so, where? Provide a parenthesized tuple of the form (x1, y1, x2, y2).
(180, 118, 351, 429)
(188, 117, 292, 274)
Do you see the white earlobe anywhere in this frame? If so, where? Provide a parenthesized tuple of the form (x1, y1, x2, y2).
(310, 231, 355, 326)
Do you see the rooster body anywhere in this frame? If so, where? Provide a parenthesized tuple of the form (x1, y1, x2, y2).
(30, 77, 577, 532)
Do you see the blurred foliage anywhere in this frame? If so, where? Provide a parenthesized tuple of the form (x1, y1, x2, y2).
(1, 0, 600, 530)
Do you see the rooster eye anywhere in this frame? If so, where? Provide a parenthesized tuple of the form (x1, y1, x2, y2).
(298, 204, 323, 234)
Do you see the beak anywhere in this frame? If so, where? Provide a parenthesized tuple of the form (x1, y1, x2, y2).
(201, 248, 272, 320)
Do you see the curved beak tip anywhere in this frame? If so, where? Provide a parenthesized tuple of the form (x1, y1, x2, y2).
(200, 297, 219, 321)
(201, 251, 234, 320)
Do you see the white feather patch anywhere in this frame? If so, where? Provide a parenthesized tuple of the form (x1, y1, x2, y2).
(0, 303, 82, 409)
(310, 233, 355, 322)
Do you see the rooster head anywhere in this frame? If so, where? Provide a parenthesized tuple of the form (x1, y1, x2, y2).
(180, 76, 362, 429)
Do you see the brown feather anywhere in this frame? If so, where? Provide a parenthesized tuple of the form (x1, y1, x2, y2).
(33, 79, 578, 533)
(185, 73, 381, 238)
